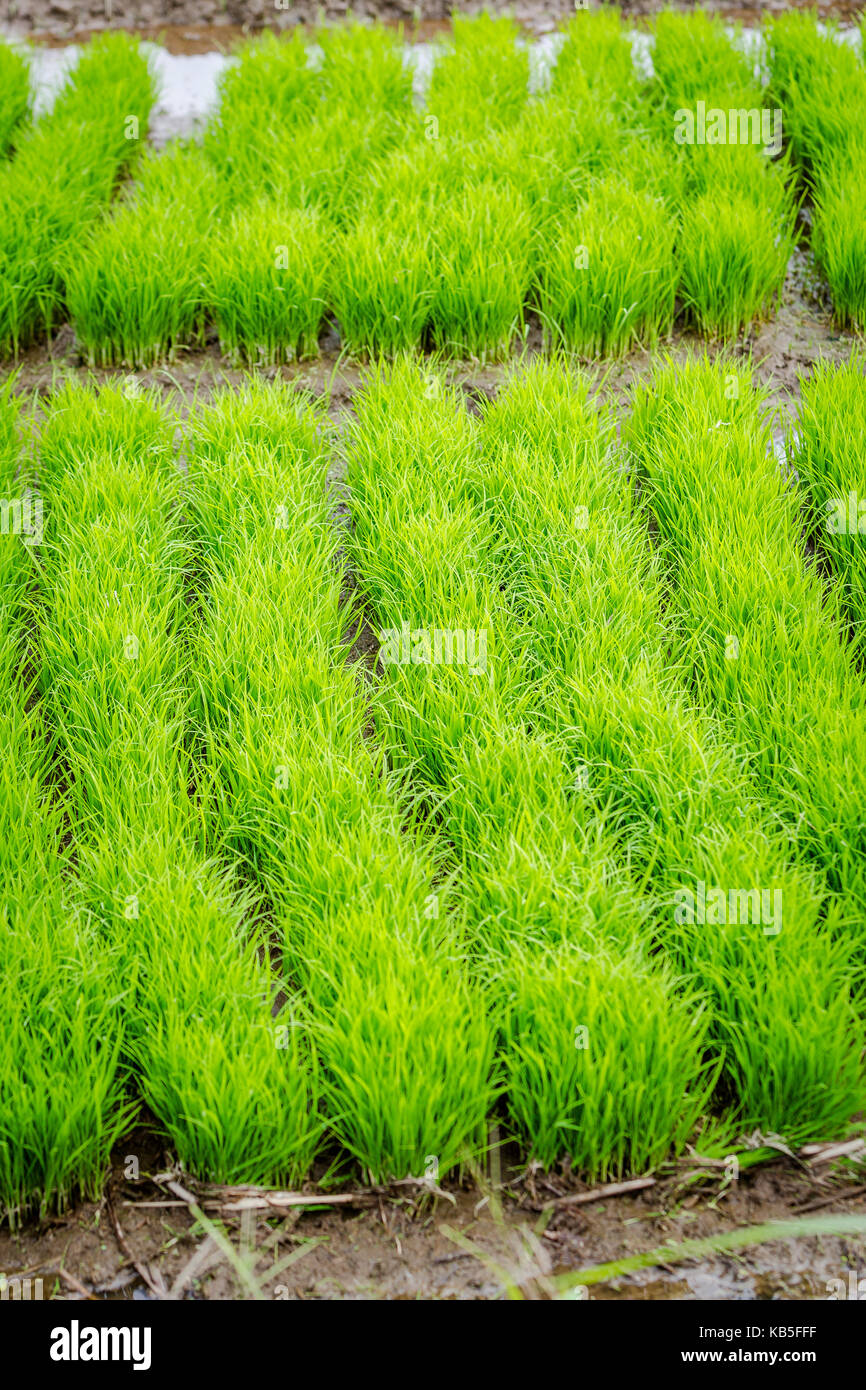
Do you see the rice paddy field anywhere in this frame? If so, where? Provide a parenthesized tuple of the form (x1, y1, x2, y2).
(0, 1, 865, 1311)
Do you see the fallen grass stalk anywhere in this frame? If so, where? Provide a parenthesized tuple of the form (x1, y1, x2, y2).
(558, 1213, 866, 1293)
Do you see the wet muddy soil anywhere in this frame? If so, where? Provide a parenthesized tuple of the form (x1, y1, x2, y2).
(1, 1129, 864, 1300)
(3, 1, 865, 50)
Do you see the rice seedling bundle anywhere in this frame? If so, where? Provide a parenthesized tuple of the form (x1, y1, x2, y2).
(345, 356, 714, 1176)
(0, 41, 30, 157)
(628, 358, 866, 932)
(0, 34, 156, 356)
(768, 14, 866, 329)
(0, 388, 131, 1224)
(205, 23, 412, 222)
(427, 181, 533, 361)
(209, 202, 331, 366)
(66, 143, 217, 368)
(531, 13, 680, 353)
(202, 31, 318, 202)
(318, 20, 414, 118)
(330, 199, 432, 358)
(476, 359, 862, 1141)
(794, 356, 866, 662)
(652, 11, 796, 337)
(426, 12, 529, 142)
(185, 381, 494, 1183)
(32, 383, 320, 1186)
(767, 13, 866, 177)
(551, 8, 639, 106)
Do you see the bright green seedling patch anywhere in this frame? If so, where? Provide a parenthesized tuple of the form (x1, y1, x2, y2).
(0, 34, 155, 357)
(427, 12, 529, 141)
(318, 19, 413, 116)
(332, 202, 432, 358)
(345, 356, 712, 1174)
(33, 382, 321, 1187)
(537, 177, 677, 354)
(0, 42, 30, 156)
(209, 203, 331, 364)
(812, 152, 866, 331)
(477, 357, 863, 1143)
(0, 387, 131, 1226)
(203, 31, 318, 204)
(650, 11, 796, 339)
(676, 176, 795, 338)
(552, 9, 639, 106)
(629, 357, 866, 938)
(66, 143, 216, 368)
(500, 943, 714, 1177)
(795, 355, 866, 660)
(428, 182, 532, 360)
(186, 381, 495, 1184)
(768, 13, 866, 328)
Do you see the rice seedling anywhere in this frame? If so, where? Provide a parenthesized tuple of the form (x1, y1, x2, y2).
(518, 10, 682, 285)
(317, 20, 413, 117)
(31, 382, 321, 1187)
(6, 13, 866, 1222)
(493, 100, 595, 237)
(203, 31, 318, 201)
(475, 358, 863, 1142)
(0, 41, 30, 156)
(676, 178, 796, 337)
(205, 25, 412, 225)
(209, 202, 330, 365)
(794, 355, 866, 659)
(428, 181, 532, 360)
(628, 356, 866, 932)
(559, 1213, 866, 1297)
(266, 25, 415, 223)
(551, 8, 639, 107)
(651, 9, 759, 112)
(426, 12, 530, 141)
(216, 28, 315, 130)
(767, 12, 866, 178)
(65, 143, 216, 368)
(536, 176, 677, 354)
(812, 150, 866, 331)
(0, 34, 155, 356)
(331, 200, 431, 358)
(648, 11, 796, 339)
(0, 387, 131, 1225)
(291, 104, 416, 225)
(185, 381, 495, 1183)
(345, 356, 714, 1174)
(499, 943, 714, 1177)
(767, 13, 866, 328)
